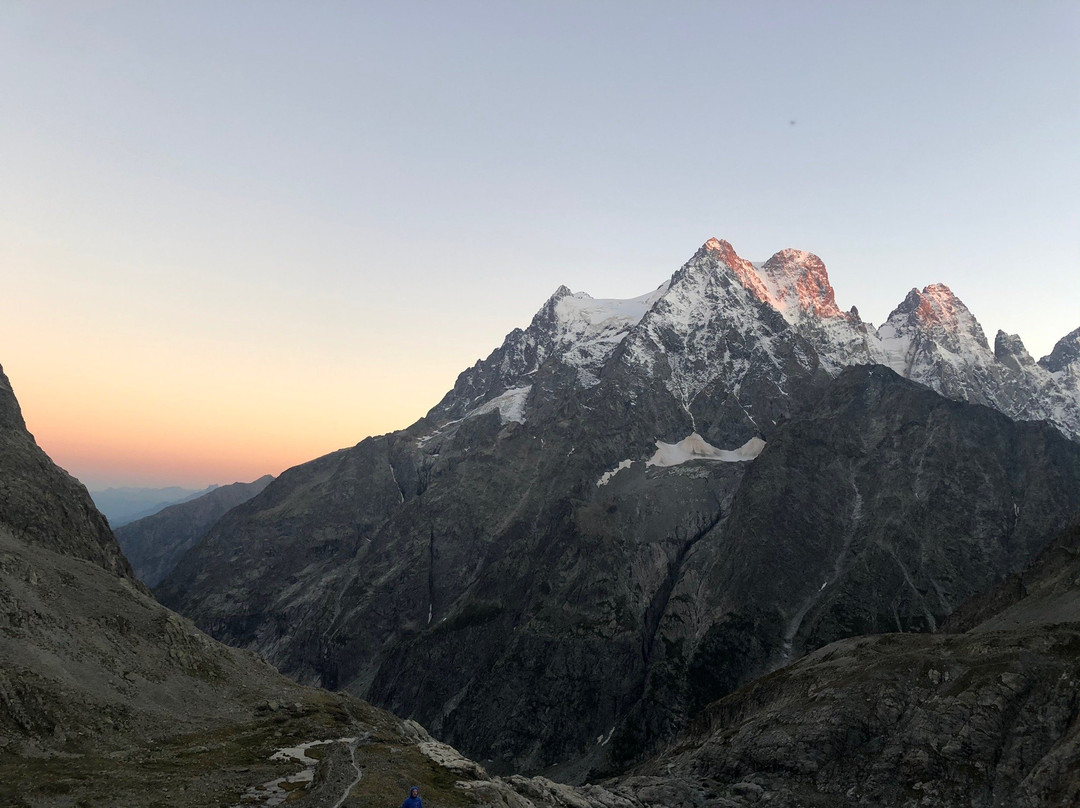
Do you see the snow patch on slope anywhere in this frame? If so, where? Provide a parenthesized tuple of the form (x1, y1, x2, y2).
(596, 459, 632, 487)
(554, 285, 669, 385)
(646, 433, 765, 467)
(469, 385, 531, 424)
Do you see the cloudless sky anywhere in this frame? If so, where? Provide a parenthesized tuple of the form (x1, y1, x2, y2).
(1, 1, 1077, 488)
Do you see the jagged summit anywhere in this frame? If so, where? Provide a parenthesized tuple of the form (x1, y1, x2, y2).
(994, 331, 1036, 373)
(694, 237, 774, 305)
(695, 240, 847, 322)
(889, 283, 989, 346)
(1040, 326, 1080, 375)
(877, 284, 990, 379)
(425, 236, 1080, 443)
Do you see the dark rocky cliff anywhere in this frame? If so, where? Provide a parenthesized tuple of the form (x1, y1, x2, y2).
(0, 364, 132, 580)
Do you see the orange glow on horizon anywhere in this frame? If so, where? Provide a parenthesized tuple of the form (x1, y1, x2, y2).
(1, 236, 480, 489)
(19, 386, 437, 489)
(3, 325, 460, 489)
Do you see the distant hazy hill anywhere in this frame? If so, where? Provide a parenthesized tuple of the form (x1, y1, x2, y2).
(90, 484, 216, 527)
(115, 475, 275, 586)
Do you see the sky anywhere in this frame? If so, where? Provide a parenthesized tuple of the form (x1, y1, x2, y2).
(1, 2, 1077, 489)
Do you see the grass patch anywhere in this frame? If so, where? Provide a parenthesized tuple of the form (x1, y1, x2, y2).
(0, 698, 372, 808)
(346, 743, 473, 808)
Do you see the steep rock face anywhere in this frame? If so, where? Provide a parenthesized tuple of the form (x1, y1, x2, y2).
(695, 366, 1080, 658)
(114, 474, 274, 586)
(598, 365, 1080, 772)
(752, 248, 882, 373)
(0, 364, 132, 580)
(1040, 326, 1080, 376)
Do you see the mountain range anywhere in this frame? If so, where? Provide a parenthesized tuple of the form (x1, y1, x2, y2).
(89, 484, 220, 527)
(115, 474, 274, 586)
(157, 238, 1080, 779)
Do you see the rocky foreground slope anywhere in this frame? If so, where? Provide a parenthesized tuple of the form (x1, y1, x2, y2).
(159, 238, 1080, 776)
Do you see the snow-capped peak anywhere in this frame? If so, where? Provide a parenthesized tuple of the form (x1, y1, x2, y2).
(698, 237, 775, 307)
(621, 238, 814, 410)
(888, 284, 989, 349)
(428, 277, 671, 422)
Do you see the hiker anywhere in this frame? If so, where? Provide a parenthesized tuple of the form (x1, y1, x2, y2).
(402, 785, 422, 808)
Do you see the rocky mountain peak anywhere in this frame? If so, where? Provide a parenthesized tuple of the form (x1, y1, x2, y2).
(0, 362, 28, 433)
(758, 248, 846, 320)
(693, 237, 774, 305)
(894, 284, 988, 347)
(1039, 326, 1080, 375)
(994, 331, 1036, 373)
(528, 284, 575, 331)
(700, 236, 737, 260)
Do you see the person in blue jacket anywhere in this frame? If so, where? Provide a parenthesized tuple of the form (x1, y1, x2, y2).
(402, 785, 422, 808)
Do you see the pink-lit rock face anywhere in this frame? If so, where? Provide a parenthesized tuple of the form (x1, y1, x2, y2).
(912, 283, 963, 328)
(758, 248, 846, 320)
(700, 240, 848, 322)
(887, 283, 989, 351)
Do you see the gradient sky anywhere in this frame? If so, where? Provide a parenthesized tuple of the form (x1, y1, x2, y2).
(1, 2, 1077, 489)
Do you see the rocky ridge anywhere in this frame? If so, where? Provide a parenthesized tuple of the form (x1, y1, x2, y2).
(0, 364, 131, 579)
(433, 238, 1080, 443)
